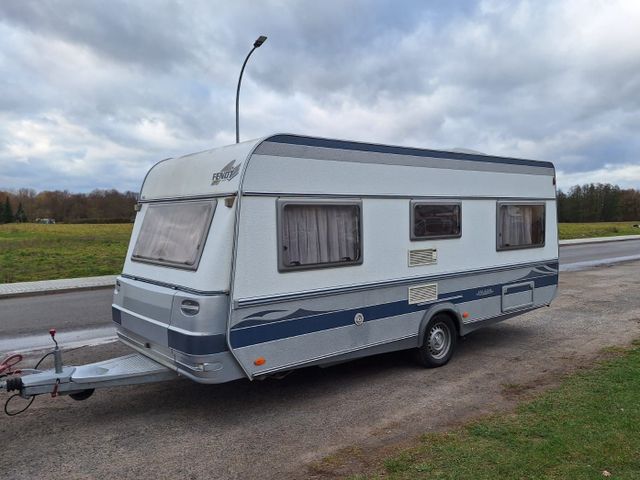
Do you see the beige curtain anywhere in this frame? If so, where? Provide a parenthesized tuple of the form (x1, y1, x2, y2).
(283, 205, 359, 266)
(500, 205, 534, 247)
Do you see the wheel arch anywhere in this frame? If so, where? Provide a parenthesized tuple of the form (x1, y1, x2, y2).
(417, 303, 462, 347)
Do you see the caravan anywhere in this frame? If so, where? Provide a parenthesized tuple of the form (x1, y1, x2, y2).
(114, 133, 558, 382)
(2, 134, 559, 404)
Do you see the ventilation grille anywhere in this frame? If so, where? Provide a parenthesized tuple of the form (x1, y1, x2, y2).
(408, 283, 438, 305)
(408, 248, 437, 267)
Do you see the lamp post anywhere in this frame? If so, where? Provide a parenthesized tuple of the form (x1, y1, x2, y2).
(236, 35, 267, 144)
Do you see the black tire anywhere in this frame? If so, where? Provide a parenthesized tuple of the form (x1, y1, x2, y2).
(69, 388, 95, 401)
(414, 314, 457, 368)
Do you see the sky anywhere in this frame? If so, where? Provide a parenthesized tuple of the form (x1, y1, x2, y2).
(1, 0, 639, 193)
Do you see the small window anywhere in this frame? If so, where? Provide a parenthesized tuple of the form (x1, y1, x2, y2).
(497, 203, 545, 250)
(411, 202, 461, 240)
(279, 201, 362, 271)
(132, 200, 216, 270)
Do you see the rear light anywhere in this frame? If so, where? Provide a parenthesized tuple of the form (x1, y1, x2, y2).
(180, 299, 200, 316)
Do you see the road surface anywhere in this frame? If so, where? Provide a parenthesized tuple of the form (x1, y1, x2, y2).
(559, 238, 640, 269)
(1, 289, 112, 338)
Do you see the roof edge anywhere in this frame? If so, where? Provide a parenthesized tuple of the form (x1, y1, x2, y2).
(257, 133, 555, 170)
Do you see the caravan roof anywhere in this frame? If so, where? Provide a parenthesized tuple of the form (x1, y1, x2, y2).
(140, 134, 555, 201)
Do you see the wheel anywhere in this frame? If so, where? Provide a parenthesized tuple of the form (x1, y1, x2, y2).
(415, 314, 457, 368)
(69, 388, 95, 401)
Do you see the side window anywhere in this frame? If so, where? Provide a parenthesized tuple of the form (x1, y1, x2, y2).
(411, 202, 461, 240)
(278, 201, 362, 271)
(497, 203, 545, 250)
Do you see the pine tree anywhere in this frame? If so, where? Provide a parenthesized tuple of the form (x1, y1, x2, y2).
(1, 197, 13, 224)
(14, 202, 27, 223)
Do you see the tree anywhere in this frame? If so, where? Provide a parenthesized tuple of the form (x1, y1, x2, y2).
(601, 184, 620, 221)
(556, 190, 568, 222)
(14, 202, 27, 223)
(557, 183, 640, 222)
(1, 196, 13, 223)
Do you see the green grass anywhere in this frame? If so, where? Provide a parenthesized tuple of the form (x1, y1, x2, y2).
(559, 222, 640, 240)
(0, 223, 133, 282)
(359, 344, 640, 480)
(0, 221, 638, 282)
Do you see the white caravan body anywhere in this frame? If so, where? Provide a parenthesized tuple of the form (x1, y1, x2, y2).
(112, 134, 558, 383)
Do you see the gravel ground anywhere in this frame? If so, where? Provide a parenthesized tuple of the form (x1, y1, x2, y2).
(1, 261, 640, 480)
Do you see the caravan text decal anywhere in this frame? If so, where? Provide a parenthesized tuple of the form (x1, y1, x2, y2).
(212, 160, 242, 185)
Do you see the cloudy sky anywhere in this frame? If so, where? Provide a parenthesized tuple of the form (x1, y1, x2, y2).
(1, 0, 639, 193)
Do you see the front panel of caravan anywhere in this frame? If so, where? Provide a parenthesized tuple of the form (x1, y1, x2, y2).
(228, 139, 558, 377)
(111, 140, 261, 383)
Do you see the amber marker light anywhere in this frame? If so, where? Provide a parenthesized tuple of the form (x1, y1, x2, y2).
(254, 357, 266, 366)
(462, 312, 470, 319)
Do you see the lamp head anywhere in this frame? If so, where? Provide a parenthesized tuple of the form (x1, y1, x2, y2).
(253, 35, 267, 48)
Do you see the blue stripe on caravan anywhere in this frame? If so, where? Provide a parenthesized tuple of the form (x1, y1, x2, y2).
(111, 307, 122, 325)
(265, 135, 555, 169)
(233, 273, 557, 329)
(167, 330, 228, 355)
(156, 274, 558, 354)
(504, 284, 535, 294)
(229, 274, 558, 349)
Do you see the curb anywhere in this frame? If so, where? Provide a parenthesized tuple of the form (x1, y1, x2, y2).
(0, 284, 116, 300)
(0, 275, 117, 300)
(559, 235, 640, 246)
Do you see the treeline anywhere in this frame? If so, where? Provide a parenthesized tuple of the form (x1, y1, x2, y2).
(1, 183, 639, 224)
(558, 184, 640, 223)
(0, 189, 138, 224)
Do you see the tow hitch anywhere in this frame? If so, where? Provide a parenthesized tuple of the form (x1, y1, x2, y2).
(1, 328, 177, 415)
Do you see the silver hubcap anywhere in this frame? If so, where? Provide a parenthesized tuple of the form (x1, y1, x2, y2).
(427, 322, 451, 360)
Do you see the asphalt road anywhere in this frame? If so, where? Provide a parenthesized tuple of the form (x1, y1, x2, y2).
(1, 239, 638, 340)
(2, 260, 640, 479)
(559, 238, 640, 267)
(1, 289, 113, 338)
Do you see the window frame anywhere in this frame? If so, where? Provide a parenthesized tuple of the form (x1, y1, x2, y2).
(131, 198, 217, 271)
(276, 198, 364, 272)
(410, 200, 462, 241)
(496, 201, 546, 251)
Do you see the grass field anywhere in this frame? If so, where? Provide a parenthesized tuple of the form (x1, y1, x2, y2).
(0, 222, 639, 282)
(558, 222, 640, 240)
(0, 223, 133, 283)
(355, 343, 640, 480)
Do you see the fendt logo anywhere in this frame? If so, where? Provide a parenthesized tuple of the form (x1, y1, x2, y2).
(211, 160, 242, 185)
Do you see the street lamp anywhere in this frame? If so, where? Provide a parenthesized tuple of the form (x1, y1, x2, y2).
(235, 35, 267, 143)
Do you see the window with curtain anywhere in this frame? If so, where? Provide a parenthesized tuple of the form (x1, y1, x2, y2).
(132, 200, 216, 269)
(412, 202, 461, 240)
(280, 202, 362, 270)
(497, 204, 545, 250)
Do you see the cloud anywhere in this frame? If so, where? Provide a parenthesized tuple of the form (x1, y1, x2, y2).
(0, 0, 639, 192)
(557, 164, 640, 190)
